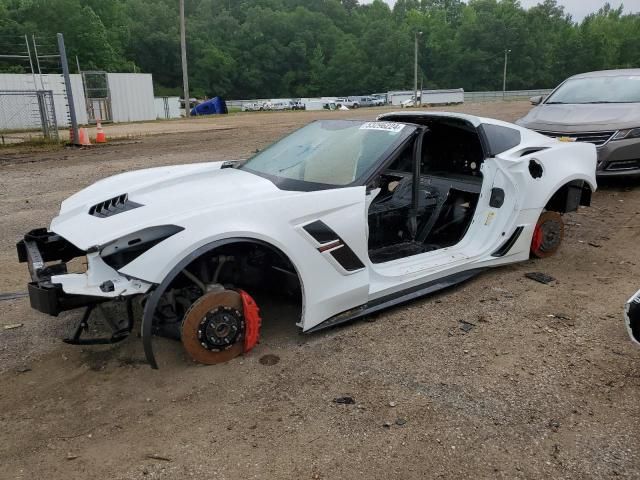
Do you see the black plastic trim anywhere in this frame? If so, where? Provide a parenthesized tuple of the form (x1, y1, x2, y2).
(627, 293, 640, 343)
(18, 228, 84, 264)
(489, 188, 505, 208)
(479, 124, 522, 156)
(303, 220, 365, 272)
(491, 226, 524, 257)
(306, 268, 486, 333)
(303, 220, 338, 244)
(330, 245, 366, 272)
(89, 194, 142, 218)
(27, 281, 105, 317)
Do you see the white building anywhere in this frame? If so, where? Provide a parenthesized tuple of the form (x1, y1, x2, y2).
(0, 72, 156, 129)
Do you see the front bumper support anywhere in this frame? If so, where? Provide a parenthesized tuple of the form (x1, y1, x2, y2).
(18, 229, 98, 316)
(63, 299, 134, 345)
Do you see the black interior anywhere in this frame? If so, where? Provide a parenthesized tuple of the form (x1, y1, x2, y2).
(367, 117, 485, 264)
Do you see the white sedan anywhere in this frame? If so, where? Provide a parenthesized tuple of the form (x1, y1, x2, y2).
(17, 112, 597, 368)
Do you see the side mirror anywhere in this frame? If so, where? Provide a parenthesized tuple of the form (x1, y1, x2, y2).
(530, 95, 543, 106)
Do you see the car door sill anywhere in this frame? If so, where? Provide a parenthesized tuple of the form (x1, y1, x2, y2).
(305, 267, 486, 333)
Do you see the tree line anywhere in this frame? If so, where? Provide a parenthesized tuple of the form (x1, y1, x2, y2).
(0, 0, 638, 99)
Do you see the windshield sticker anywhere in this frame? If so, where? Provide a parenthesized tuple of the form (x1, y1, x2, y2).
(360, 122, 405, 133)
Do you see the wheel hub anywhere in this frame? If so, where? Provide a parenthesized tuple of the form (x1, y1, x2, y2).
(539, 220, 561, 252)
(198, 306, 244, 351)
(181, 290, 245, 364)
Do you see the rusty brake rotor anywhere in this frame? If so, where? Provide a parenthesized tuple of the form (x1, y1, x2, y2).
(181, 290, 245, 365)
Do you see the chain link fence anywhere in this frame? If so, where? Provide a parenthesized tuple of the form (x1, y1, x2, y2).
(0, 89, 58, 144)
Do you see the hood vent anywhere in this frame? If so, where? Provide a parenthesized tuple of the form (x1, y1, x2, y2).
(89, 194, 142, 218)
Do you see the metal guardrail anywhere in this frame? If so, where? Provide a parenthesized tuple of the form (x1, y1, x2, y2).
(464, 89, 553, 102)
(226, 89, 554, 109)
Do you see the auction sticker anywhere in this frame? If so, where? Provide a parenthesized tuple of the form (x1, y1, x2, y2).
(360, 121, 405, 133)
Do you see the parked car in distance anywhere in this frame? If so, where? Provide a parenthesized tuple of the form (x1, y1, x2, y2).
(336, 97, 359, 109)
(516, 69, 640, 178)
(304, 100, 337, 111)
(371, 95, 386, 106)
(18, 113, 596, 368)
(242, 102, 267, 112)
(266, 101, 292, 111)
(180, 97, 199, 109)
(400, 97, 417, 108)
(358, 96, 377, 107)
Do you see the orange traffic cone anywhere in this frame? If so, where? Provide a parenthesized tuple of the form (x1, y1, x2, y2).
(78, 127, 91, 146)
(95, 119, 106, 143)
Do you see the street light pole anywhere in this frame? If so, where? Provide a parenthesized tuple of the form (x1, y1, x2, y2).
(414, 31, 423, 107)
(502, 49, 511, 97)
(180, 0, 190, 118)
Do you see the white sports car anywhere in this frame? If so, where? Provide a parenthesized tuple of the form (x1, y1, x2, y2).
(17, 112, 597, 368)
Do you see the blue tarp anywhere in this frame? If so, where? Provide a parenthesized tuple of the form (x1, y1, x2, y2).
(190, 96, 228, 115)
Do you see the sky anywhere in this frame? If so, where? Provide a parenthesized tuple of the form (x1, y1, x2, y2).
(362, 0, 640, 20)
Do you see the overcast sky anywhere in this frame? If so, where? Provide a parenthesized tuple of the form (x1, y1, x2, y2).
(363, 0, 640, 20)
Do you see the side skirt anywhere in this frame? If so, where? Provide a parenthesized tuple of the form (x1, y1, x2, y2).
(306, 267, 486, 333)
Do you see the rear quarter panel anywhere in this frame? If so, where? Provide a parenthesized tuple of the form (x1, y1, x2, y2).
(497, 137, 597, 211)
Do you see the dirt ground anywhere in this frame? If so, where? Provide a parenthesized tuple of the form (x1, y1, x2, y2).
(0, 102, 638, 479)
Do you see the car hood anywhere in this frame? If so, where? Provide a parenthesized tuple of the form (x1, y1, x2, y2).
(50, 162, 290, 250)
(516, 103, 640, 131)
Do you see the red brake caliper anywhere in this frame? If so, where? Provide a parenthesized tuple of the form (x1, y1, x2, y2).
(531, 223, 543, 253)
(239, 290, 261, 352)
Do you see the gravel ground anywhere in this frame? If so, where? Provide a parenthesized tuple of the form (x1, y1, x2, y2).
(0, 101, 639, 479)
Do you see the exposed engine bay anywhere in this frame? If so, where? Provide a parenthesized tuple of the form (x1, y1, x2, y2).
(367, 117, 484, 263)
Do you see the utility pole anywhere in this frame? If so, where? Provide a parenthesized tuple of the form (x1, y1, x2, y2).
(57, 33, 79, 145)
(503, 49, 511, 97)
(180, 0, 190, 118)
(414, 31, 422, 107)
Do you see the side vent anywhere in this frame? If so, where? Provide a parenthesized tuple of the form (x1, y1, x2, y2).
(89, 194, 142, 218)
(517, 147, 549, 157)
(492, 226, 524, 257)
(303, 220, 365, 272)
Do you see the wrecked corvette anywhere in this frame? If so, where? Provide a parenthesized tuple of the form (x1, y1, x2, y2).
(17, 113, 597, 368)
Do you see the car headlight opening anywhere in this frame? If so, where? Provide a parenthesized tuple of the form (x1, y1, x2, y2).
(612, 128, 640, 141)
(100, 225, 184, 270)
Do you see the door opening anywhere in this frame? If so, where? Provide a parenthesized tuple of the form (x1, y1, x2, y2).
(367, 117, 485, 264)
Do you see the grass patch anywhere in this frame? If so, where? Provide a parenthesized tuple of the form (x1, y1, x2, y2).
(0, 136, 64, 154)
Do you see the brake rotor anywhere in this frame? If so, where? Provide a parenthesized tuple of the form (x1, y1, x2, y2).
(181, 290, 245, 364)
(531, 211, 564, 258)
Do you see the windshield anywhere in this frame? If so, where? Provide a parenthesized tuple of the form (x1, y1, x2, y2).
(545, 75, 640, 104)
(240, 120, 415, 187)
